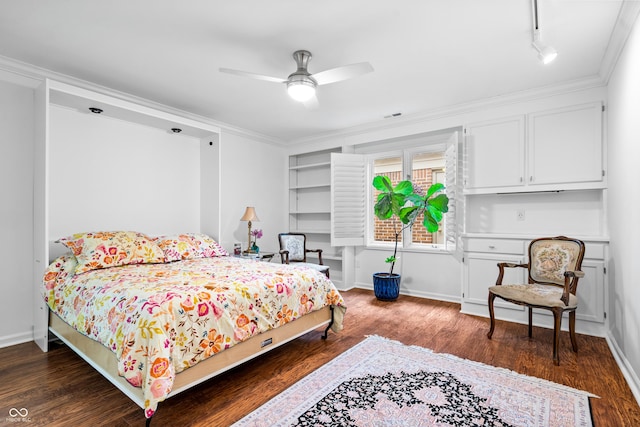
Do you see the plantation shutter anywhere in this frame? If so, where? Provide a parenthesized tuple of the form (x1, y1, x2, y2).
(331, 153, 366, 246)
(445, 131, 464, 260)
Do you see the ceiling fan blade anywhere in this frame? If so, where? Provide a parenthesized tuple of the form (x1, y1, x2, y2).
(312, 62, 374, 86)
(219, 68, 286, 84)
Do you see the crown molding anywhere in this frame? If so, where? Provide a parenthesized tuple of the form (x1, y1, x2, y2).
(0, 55, 283, 146)
(599, 0, 640, 84)
(290, 74, 606, 147)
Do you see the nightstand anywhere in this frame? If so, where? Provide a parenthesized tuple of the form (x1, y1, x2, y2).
(235, 252, 275, 262)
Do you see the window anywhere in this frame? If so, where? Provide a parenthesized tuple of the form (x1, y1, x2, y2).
(330, 129, 461, 258)
(371, 148, 446, 249)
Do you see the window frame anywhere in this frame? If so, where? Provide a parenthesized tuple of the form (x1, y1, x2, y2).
(366, 143, 447, 253)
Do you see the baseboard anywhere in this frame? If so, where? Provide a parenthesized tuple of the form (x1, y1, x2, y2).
(353, 282, 461, 304)
(0, 331, 33, 348)
(606, 331, 640, 407)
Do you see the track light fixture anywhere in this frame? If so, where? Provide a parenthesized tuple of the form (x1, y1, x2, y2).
(531, 0, 557, 64)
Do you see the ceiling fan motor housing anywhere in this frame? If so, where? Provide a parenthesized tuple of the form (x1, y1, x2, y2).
(288, 50, 317, 88)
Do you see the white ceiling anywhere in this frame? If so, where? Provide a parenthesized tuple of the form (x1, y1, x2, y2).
(0, 0, 626, 142)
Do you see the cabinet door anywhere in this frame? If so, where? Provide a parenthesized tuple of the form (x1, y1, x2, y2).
(463, 253, 526, 310)
(528, 103, 603, 186)
(576, 260, 605, 323)
(464, 116, 525, 189)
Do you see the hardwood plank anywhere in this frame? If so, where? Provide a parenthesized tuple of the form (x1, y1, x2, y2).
(0, 289, 637, 426)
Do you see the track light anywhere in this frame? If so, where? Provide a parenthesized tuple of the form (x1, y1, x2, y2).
(531, 0, 557, 65)
(532, 30, 558, 64)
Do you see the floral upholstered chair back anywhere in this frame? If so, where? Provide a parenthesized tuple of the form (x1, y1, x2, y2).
(279, 233, 307, 262)
(528, 237, 585, 290)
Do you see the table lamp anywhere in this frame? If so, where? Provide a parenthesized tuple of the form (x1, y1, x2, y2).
(240, 206, 260, 254)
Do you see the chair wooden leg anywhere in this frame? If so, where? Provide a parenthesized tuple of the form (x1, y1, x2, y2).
(528, 307, 533, 338)
(569, 310, 578, 352)
(487, 292, 496, 339)
(552, 308, 562, 365)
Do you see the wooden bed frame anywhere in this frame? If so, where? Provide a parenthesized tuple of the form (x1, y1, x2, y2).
(49, 305, 334, 424)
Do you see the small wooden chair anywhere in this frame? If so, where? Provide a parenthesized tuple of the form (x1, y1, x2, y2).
(278, 233, 330, 278)
(487, 236, 585, 365)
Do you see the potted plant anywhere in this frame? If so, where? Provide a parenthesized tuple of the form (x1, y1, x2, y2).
(372, 175, 449, 300)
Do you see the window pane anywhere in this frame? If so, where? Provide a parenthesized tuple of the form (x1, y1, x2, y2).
(410, 151, 446, 245)
(373, 156, 402, 243)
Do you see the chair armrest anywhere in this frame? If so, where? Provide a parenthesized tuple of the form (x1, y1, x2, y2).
(560, 270, 585, 305)
(495, 262, 529, 286)
(306, 248, 323, 265)
(498, 262, 527, 269)
(564, 270, 585, 278)
(279, 250, 289, 264)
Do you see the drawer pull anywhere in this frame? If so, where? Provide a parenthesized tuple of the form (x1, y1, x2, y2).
(488, 245, 496, 249)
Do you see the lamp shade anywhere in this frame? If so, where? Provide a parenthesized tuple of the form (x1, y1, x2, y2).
(241, 206, 260, 222)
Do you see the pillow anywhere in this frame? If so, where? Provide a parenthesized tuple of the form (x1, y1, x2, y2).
(153, 234, 201, 262)
(185, 233, 229, 258)
(58, 231, 166, 274)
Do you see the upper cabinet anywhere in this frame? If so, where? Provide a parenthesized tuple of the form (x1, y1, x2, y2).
(527, 103, 603, 186)
(464, 116, 525, 190)
(464, 102, 604, 194)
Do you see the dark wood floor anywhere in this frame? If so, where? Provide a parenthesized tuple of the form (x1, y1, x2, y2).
(1, 288, 638, 426)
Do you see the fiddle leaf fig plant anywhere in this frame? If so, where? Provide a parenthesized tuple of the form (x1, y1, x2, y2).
(373, 175, 449, 276)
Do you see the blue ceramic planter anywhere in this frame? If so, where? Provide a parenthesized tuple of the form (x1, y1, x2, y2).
(373, 273, 401, 301)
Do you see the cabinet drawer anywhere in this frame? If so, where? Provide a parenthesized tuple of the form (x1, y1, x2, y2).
(466, 239, 524, 254)
(584, 243, 605, 260)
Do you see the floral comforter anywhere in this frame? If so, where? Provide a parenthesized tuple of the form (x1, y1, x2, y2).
(43, 255, 346, 418)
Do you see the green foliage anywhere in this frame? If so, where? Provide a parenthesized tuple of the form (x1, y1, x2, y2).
(373, 175, 450, 275)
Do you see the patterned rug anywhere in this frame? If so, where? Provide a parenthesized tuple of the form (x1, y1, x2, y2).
(232, 335, 596, 427)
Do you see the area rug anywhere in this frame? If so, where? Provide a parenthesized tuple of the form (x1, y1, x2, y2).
(232, 335, 596, 427)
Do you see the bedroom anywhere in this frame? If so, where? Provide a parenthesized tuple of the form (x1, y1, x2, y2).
(0, 1, 639, 425)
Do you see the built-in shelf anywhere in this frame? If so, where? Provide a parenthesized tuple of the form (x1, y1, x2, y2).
(289, 183, 331, 190)
(288, 161, 331, 171)
(290, 228, 331, 235)
(290, 210, 331, 214)
(288, 148, 344, 286)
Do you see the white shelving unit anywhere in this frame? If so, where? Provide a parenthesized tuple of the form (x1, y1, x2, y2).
(288, 148, 343, 285)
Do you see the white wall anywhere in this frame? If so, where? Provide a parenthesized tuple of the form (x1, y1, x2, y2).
(606, 10, 640, 399)
(49, 105, 201, 240)
(0, 80, 34, 346)
(218, 131, 286, 255)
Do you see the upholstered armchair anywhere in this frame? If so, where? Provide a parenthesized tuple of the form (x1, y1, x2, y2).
(278, 233, 330, 278)
(487, 236, 586, 365)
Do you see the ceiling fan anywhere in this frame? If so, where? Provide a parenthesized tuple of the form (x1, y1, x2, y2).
(219, 50, 374, 103)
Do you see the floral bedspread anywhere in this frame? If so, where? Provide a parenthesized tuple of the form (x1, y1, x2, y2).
(43, 255, 346, 418)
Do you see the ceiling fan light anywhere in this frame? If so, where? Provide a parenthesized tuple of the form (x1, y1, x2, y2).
(287, 80, 316, 102)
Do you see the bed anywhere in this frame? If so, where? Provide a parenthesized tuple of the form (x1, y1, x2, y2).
(42, 231, 346, 423)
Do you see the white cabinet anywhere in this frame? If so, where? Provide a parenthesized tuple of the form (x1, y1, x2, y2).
(288, 149, 344, 285)
(464, 116, 525, 190)
(462, 238, 526, 315)
(574, 260, 604, 323)
(464, 102, 604, 194)
(463, 253, 526, 311)
(528, 103, 603, 186)
(462, 236, 607, 335)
